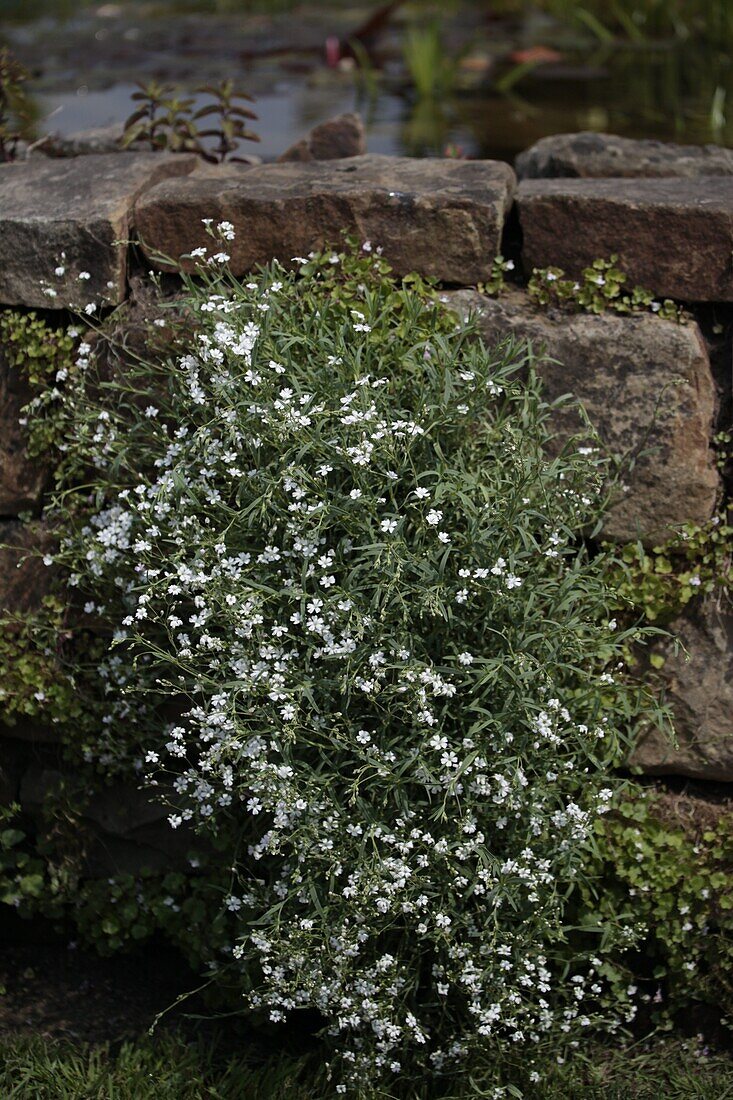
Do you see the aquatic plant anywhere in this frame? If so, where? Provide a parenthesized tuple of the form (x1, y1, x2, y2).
(0, 48, 35, 162)
(122, 80, 259, 162)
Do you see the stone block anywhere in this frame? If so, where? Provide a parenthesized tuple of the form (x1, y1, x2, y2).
(516, 132, 733, 180)
(0, 344, 47, 515)
(278, 112, 366, 162)
(18, 764, 194, 872)
(36, 123, 129, 158)
(629, 602, 733, 781)
(135, 154, 516, 283)
(446, 289, 719, 543)
(0, 520, 54, 615)
(0, 153, 199, 310)
(517, 177, 733, 302)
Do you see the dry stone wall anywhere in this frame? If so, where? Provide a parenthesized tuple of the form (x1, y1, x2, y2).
(1, 126, 732, 869)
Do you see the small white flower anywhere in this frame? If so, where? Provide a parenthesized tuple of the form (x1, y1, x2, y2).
(426, 509, 442, 526)
(457, 652, 473, 666)
(380, 518, 398, 534)
(77, 271, 91, 281)
(437, 532, 451, 544)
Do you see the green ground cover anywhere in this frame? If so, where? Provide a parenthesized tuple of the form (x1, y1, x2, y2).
(1, 1033, 732, 1099)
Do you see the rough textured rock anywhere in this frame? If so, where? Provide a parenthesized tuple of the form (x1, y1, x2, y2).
(278, 112, 366, 162)
(446, 289, 719, 543)
(0, 345, 48, 515)
(517, 177, 733, 302)
(629, 602, 733, 781)
(19, 766, 194, 872)
(516, 132, 733, 180)
(0, 737, 26, 805)
(0, 520, 54, 615)
(36, 123, 129, 157)
(135, 155, 516, 283)
(0, 153, 199, 309)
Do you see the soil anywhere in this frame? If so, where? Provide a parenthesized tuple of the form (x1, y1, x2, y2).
(0, 914, 204, 1044)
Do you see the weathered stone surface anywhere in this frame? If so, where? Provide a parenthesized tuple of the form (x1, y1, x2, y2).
(446, 289, 719, 543)
(0, 737, 27, 805)
(0, 152, 199, 309)
(0, 345, 48, 515)
(19, 765, 194, 872)
(517, 177, 733, 302)
(135, 155, 516, 283)
(37, 123, 128, 157)
(516, 132, 733, 180)
(0, 521, 53, 615)
(630, 602, 733, 781)
(278, 112, 366, 162)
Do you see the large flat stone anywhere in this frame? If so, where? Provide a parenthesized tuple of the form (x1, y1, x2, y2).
(516, 132, 733, 180)
(0, 153, 199, 310)
(517, 177, 733, 302)
(135, 155, 516, 283)
(629, 603, 733, 781)
(447, 289, 719, 544)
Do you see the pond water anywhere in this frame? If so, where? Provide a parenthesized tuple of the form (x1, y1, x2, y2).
(3, 1, 732, 162)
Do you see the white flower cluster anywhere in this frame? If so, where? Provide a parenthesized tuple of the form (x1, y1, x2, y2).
(44, 236, 640, 1091)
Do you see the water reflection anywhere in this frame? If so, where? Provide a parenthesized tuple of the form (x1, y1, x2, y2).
(1, 1, 731, 160)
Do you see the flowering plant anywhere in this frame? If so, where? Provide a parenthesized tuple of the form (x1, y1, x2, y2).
(30, 235, 663, 1095)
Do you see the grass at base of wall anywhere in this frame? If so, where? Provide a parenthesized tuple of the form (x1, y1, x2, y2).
(0, 1033, 732, 1100)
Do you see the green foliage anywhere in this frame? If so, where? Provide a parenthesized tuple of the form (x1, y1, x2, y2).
(580, 790, 733, 1023)
(607, 515, 733, 624)
(0, 798, 233, 961)
(402, 21, 461, 100)
(541, 0, 733, 46)
(477, 254, 517, 297)
(0, 310, 74, 387)
(122, 80, 259, 163)
(0, 1034, 329, 1100)
(17, 238, 669, 1093)
(0, 597, 91, 729)
(0, 48, 35, 163)
(1, 1032, 732, 1100)
(0, 310, 76, 457)
(528, 257, 683, 321)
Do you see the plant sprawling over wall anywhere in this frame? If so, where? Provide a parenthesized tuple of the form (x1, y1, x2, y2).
(9, 239, 673, 1094)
